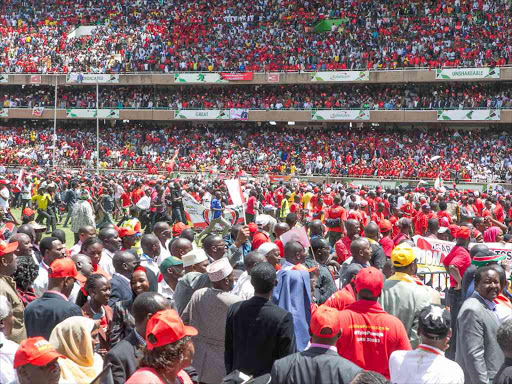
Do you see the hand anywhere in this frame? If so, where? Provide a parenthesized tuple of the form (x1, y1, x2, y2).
(455, 282, 462, 290)
(235, 225, 250, 248)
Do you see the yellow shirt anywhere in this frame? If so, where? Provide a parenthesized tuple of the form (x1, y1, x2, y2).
(32, 193, 50, 210)
(302, 192, 313, 209)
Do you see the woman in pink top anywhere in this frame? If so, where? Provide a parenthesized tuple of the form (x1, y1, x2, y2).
(126, 309, 197, 384)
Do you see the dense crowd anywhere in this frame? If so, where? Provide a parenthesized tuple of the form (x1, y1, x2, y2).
(1, 171, 512, 383)
(0, 122, 511, 182)
(0, 0, 511, 73)
(2, 82, 512, 110)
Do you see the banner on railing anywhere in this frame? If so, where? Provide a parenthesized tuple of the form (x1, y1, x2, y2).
(0, 74, 8, 83)
(220, 72, 253, 81)
(0, 108, 8, 117)
(174, 110, 229, 120)
(32, 107, 44, 117)
(30, 75, 41, 84)
(174, 73, 228, 83)
(66, 109, 120, 118)
(436, 68, 500, 80)
(311, 71, 369, 82)
(66, 73, 120, 84)
(312, 110, 370, 120)
(183, 194, 244, 229)
(267, 73, 280, 83)
(229, 108, 249, 120)
(437, 109, 500, 121)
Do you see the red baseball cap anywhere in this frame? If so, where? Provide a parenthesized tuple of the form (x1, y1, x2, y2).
(22, 207, 35, 217)
(172, 222, 190, 237)
(146, 309, 198, 350)
(310, 305, 342, 338)
(118, 227, 136, 238)
(355, 267, 384, 297)
(456, 226, 471, 239)
(378, 219, 392, 233)
(48, 258, 78, 279)
(0, 240, 18, 256)
(248, 222, 258, 234)
(14, 337, 65, 368)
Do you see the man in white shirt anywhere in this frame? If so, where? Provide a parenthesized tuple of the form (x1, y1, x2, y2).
(158, 256, 184, 308)
(98, 227, 121, 276)
(136, 188, 151, 211)
(231, 250, 265, 300)
(389, 305, 464, 384)
(153, 221, 172, 265)
(32, 237, 67, 297)
(0, 296, 18, 384)
(0, 181, 9, 211)
(69, 225, 96, 257)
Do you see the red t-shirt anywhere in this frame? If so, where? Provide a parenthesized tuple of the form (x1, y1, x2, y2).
(335, 237, 352, 263)
(327, 205, 347, 233)
(380, 237, 394, 258)
(324, 284, 356, 311)
(246, 196, 257, 215)
(443, 246, 471, 288)
(252, 232, 270, 250)
(336, 300, 412, 379)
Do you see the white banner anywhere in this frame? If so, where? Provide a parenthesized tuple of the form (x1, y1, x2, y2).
(312, 110, 370, 121)
(229, 108, 249, 120)
(311, 71, 369, 82)
(225, 179, 245, 206)
(436, 68, 500, 80)
(174, 110, 229, 120)
(174, 73, 228, 83)
(0, 74, 8, 83)
(32, 107, 44, 117)
(437, 109, 500, 121)
(66, 73, 120, 84)
(182, 194, 244, 229)
(66, 109, 120, 118)
(0, 108, 7, 117)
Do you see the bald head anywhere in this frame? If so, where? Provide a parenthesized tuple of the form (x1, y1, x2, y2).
(284, 241, 306, 265)
(274, 222, 290, 238)
(71, 253, 93, 278)
(17, 224, 35, 243)
(350, 238, 371, 264)
(153, 222, 172, 244)
(180, 228, 196, 243)
(244, 251, 266, 274)
(141, 234, 161, 258)
(10, 233, 32, 256)
(364, 223, 379, 241)
(346, 219, 360, 239)
(170, 238, 193, 259)
(112, 250, 138, 276)
(470, 244, 490, 258)
(309, 220, 324, 237)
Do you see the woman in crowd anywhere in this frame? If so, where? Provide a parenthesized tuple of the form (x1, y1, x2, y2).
(49, 316, 103, 384)
(108, 265, 152, 348)
(12, 256, 39, 307)
(484, 226, 505, 243)
(126, 309, 196, 384)
(76, 273, 113, 355)
(81, 237, 110, 277)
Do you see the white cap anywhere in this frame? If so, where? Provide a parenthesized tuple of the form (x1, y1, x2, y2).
(206, 258, 233, 282)
(182, 249, 208, 268)
(258, 242, 279, 256)
(255, 214, 272, 228)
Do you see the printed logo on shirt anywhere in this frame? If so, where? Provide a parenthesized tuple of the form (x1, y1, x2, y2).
(349, 324, 389, 344)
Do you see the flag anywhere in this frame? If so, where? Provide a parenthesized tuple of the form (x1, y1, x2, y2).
(16, 169, 24, 187)
(32, 107, 44, 117)
(225, 179, 245, 206)
(434, 174, 445, 192)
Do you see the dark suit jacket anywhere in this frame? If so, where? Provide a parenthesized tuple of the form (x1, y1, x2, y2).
(108, 274, 132, 308)
(24, 292, 82, 340)
(270, 347, 362, 384)
(225, 296, 296, 377)
(102, 330, 141, 384)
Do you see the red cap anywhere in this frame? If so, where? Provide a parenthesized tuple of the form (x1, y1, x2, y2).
(14, 337, 65, 368)
(146, 309, 198, 350)
(48, 258, 77, 279)
(248, 223, 258, 234)
(172, 222, 189, 237)
(449, 224, 459, 238)
(310, 305, 342, 338)
(118, 227, 136, 238)
(378, 219, 392, 233)
(0, 240, 17, 256)
(22, 207, 35, 217)
(355, 267, 384, 297)
(456, 226, 471, 239)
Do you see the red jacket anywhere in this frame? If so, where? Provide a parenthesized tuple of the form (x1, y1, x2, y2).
(336, 300, 412, 379)
(252, 231, 270, 250)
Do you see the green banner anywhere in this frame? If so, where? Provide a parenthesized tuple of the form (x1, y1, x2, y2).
(312, 110, 370, 120)
(436, 68, 500, 80)
(437, 109, 500, 121)
(66, 109, 120, 118)
(66, 73, 120, 84)
(0, 74, 8, 83)
(174, 110, 229, 119)
(174, 73, 228, 83)
(0, 108, 7, 117)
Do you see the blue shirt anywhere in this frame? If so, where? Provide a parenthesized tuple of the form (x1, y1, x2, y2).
(211, 199, 222, 219)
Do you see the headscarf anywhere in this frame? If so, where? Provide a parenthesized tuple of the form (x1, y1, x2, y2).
(49, 316, 103, 384)
(483, 226, 502, 243)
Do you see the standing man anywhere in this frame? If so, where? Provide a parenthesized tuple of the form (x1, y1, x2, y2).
(335, 219, 360, 264)
(62, 181, 79, 228)
(109, 250, 138, 307)
(158, 256, 184, 307)
(340, 238, 372, 287)
(271, 305, 362, 384)
(389, 305, 464, 384)
(153, 221, 172, 263)
(70, 191, 95, 244)
(225, 262, 296, 376)
(325, 195, 347, 248)
(245, 190, 258, 223)
(98, 227, 122, 276)
(443, 226, 472, 359)
(182, 258, 242, 384)
(198, 190, 232, 241)
(170, 183, 186, 224)
(0, 240, 25, 343)
(32, 237, 67, 298)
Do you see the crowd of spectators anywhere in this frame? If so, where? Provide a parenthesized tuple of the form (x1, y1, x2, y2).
(0, 122, 511, 182)
(0, 0, 511, 73)
(1, 82, 512, 110)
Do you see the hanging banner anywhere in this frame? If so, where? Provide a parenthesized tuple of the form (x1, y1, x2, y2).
(66, 73, 120, 84)
(66, 109, 120, 118)
(311, 71, 369, 82)
(220, 72, 253, 81)
(30, 75, 42, 84)
(174, 110, 229, 120)
(229, 108, 249, 120)
(437, 109, 500, 121)
(0, 108, 8, 117)
(312, 110, 370, 121)
(183, 194, 244, 229)
(174, 73, 228, 83)
(436, 68, 500, 80)
(267, 73, 280, 83)
(32, 107, 44, 117)
(0, 74, 8, 83)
